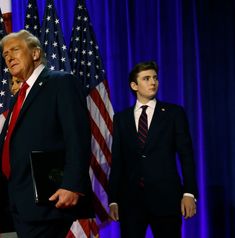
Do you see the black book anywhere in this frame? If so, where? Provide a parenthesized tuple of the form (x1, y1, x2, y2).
(30, 150, 65, 204)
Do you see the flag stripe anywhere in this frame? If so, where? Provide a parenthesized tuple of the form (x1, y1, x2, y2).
(92, 191, 110, 222)
(89, 117, 112, 166)
(89, 83, 113, 133)
(90, 153, 108, 193)
(88, 94, 112, 147)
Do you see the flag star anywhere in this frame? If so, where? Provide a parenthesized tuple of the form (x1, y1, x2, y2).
(50, 66, 55, 70)
(0, 103, 3, 108)
(53, 41, 58, 47)
(51, 53, 57, 59)
(28, 3, 32, 8)
(48, 4, 52, 9)
(75, 37, 80, 41)
(88, 51, 93, 55)
(84, 17, 88, 22)
(3, 68, 8, 73)
(1, 79, 7, 84)
(95, 75, 99, 79)
(46, 28, 49, 33)
(82, 50, 86, 55)
(87, 61, 91, 66)
(0, 91, 5, 96)
(34, 25, 38, 30)
(76, 26, 81, 31)
(87, 73, 90, 77)
(62, 45, 67, 50)
(78, 5, 83, 9)
(81, 60, 85, 65)
(44, 40, 48, 45)
(55, 19, 59, 24)
(47, 16, 51, 21)
(26, 14, 31, 19)
(74, 48, 78, 52)
(79, 71, 84, 76)
(61, 57, 65, 62)
(77, 16, 81, 21)
(73, 58, 77, 63)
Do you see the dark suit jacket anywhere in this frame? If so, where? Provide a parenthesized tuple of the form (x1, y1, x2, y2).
(0, 68, 93, 222)
(108, 100, 198, 217)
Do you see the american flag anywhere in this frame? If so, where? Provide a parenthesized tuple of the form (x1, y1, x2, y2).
(24, 0, 41, 38)
(0, 8, 12, 132)
(40, 0, 71, 72)
(68, 0, 114, 236)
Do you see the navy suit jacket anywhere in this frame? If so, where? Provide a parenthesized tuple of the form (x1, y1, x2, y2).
(108, 100, 198, 216)
(0, 68, 93, 221)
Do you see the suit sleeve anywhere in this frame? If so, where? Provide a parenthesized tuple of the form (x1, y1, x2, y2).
(56, 74, 91, 194)
(175, 106, 198, 198)
(108, 113, 122, 204)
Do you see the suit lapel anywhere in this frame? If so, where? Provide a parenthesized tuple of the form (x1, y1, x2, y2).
(145, 101, 168, 148)
(16, 68, 50, 124)
(126, 107, 140, 147)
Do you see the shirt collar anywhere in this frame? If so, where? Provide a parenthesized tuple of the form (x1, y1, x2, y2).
(135, 98, 157, 111)
(25, 64, 45, 88)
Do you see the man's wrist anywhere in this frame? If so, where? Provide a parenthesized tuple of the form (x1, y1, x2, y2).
(183, 193, 197, 202)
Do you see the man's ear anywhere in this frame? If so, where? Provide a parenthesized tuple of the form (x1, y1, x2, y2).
(130, 82, 138, 91)
(32, 48, 40, 61)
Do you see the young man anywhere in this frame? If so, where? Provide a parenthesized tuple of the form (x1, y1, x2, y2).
(0, 30, 93, 237)
(108, 61, 198, 238)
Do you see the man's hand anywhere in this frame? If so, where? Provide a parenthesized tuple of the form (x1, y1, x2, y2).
(49, 188, 80, 208)
(181, 196, 197, 219)
(109, 203, 119, 221)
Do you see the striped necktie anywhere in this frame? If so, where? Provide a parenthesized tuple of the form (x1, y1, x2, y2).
(138, 105, 148, 148)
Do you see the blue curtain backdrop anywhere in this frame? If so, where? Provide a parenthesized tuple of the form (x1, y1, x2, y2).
(11, 0, 235, 237)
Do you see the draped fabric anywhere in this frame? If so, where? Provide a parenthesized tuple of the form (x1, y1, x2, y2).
(10, 0, 235, 237)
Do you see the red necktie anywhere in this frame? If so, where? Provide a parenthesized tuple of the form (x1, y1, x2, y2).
(138, 105, 148, 148)
(2, 82, 29, 178)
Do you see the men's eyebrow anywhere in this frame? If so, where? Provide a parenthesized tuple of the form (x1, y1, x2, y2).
(3, 46, 20, 57)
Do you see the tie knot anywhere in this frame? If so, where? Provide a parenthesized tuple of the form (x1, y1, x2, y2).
(19, 82, 29, 95)
(141, 105, 148, 112)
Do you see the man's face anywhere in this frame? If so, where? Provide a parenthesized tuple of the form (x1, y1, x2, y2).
(2, 38, 35, 81)
(131, 69, 159, 103)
